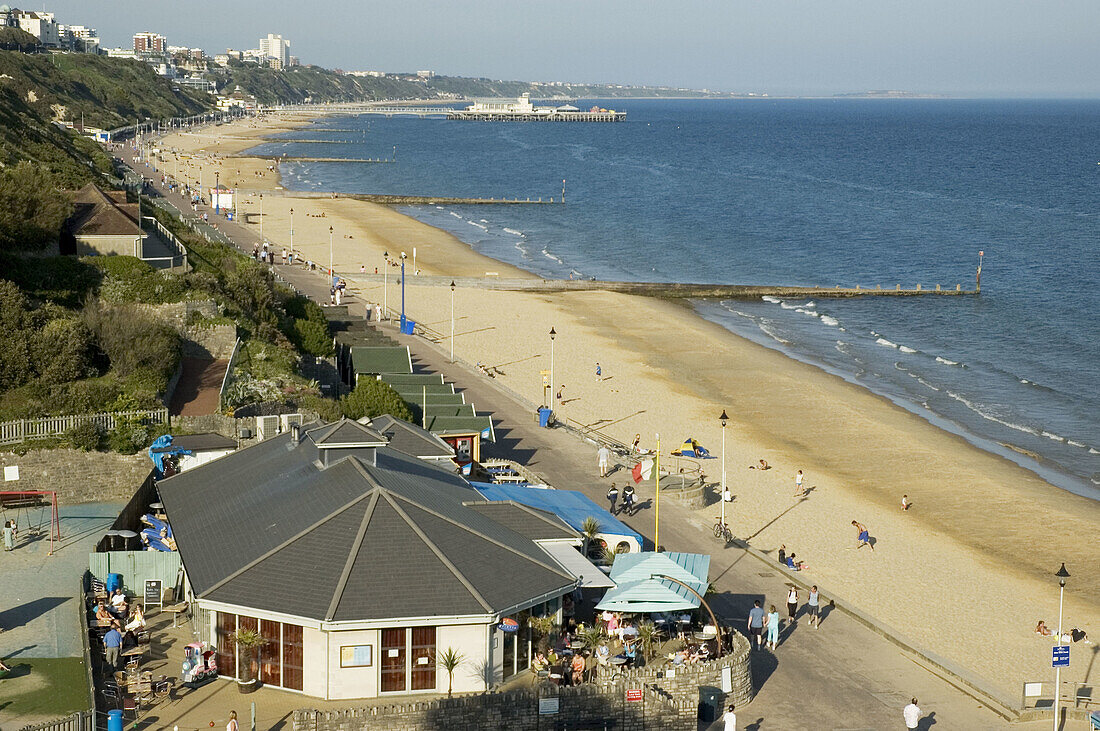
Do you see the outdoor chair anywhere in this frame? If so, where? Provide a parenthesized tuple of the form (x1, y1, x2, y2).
(100, 686, 121, 709)
(153, 676, 174, 701)
(122, 695, 139, 719)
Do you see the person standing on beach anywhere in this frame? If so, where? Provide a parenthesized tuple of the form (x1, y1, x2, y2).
(903, 698, 921, 730)
(747, 600, 765, 650)
(595, 362, 602, 381)
(808, 585, 821, 628)
(598, 445, 611, 478)
(794, 469, 804, 497)
(852, 520, 875, 551)
(901, 494, 912, 511)
(606, 483, 619, 515)
(786, 586, 798, 626)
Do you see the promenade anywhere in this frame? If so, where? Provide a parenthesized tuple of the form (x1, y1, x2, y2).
(114, 144, 1046, 730)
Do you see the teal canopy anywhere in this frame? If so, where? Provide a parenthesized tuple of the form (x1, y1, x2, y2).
(595, 552, 710, 613)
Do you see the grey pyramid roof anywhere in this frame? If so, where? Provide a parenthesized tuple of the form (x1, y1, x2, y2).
(158, 421, 575, 622)
(365, 414, 454, 460)
(309, 419, 387, 447)
(464, 502, 578, 542)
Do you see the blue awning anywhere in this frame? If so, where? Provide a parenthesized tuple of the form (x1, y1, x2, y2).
(470, 482, 644, 548)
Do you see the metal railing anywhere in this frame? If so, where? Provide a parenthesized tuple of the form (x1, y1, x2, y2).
(218, 337, 244, 410)
(0, 409, 169, 446)
(141, 215, 189, 269)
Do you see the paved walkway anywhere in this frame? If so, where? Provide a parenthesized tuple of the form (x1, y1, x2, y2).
(169, 357, 227, 416)
(117, 147, 1044, 730)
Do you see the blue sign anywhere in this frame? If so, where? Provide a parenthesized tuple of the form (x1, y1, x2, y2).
(1052, 645, 1070, 668)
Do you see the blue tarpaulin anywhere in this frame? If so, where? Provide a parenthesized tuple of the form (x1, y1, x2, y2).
(471, 482, 644, 548)
(148, 435, 192, 477)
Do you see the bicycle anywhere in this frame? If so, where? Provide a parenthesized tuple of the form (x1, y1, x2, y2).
(712, 516, 733, 544)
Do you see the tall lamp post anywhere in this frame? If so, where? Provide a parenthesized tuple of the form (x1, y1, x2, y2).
(1053, 562, 1070, 731)
(549, 327, 556, 409)
(289, 207, 294, 254)
(214, 171, 220, 214)
(383, 251, 390, 320)
(450, 280, 456, 362)
(258, 193, 264, 241)
(399, 251, 407, 331)
(719, 410, 729, 532)
(328, 226, 334, 279)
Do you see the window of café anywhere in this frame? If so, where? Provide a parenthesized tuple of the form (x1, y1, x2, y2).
(214, 611, 304, 691)
(380, 626, 437, 693)
(501, 609, 532, 680)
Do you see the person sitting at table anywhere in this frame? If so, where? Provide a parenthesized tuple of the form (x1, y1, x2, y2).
(125, 604, 146, 632)
(570, 651, 587, 685)
(692, 643, 711, 663)
(94, 601, 115, 623)
(109, 589, 128, 617)
(671, 648, 688, 665)
(532, 651, 550, 672)
(603, 611, 619, 636)
(120, 629, 138, 653)
(595, 643, 611, 667)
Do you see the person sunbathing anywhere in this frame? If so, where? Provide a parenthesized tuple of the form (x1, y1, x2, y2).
(750, 459, 770, 470)
(785, 553, 809, 571)
(1036, 620, 1054, 637)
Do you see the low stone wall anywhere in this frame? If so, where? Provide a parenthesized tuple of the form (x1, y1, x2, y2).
(614, 632, 754, 710)
(293, 683, 692, 731)
(137, 299, 237, 359)
(174, 414, 253, 440)
(0, 448, 149, 504)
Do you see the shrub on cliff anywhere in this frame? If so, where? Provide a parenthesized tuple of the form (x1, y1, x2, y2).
(0, 162, 73, 252)
(340, 379, 412, 422)
(81, 300, 181, 383)
(66, 421, 104, 451)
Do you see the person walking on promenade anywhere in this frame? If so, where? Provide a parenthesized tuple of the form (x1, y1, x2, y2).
(598, 445, 611, 478)
(794, 469, 804, 497)
(621, 483, 636, 515)
(747, 600, 765, 650)
(765, 604, 780, 651)
(227, 710, 240, 731)
(903, 698, 921, 730)
(852, 520, 875, 551)
(786, 586, 798, 627)
(807, 585, 821, 628)
(606, 483, 619, 515)
(103, 626, 122, 671)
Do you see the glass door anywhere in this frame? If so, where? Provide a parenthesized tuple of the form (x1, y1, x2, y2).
(380, 628, 406, 692)
(410, 627, 436, 691)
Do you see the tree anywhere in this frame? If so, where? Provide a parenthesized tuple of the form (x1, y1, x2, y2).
(0, 280, 33, 389)
(232, 627, 268, 691)
(33, 318, 95, 384)
(0, 162, 73, 252)
(340, 378, 413, 422)
(580, 516, 602, 561)
(436, 647, 465, 697)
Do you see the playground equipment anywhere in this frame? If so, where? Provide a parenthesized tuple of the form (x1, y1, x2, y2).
(181, 642, 217, 687)
(0, 490, 61, 554)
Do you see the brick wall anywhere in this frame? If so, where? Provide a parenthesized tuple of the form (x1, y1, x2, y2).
(0, 448, 150, 504)
(137, 300, 237, 358)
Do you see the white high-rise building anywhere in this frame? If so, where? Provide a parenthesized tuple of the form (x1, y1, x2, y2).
(15, 10, 60, 46)
(259, 33, 289, 68)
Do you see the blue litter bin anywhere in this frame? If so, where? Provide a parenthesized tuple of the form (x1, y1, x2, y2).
(538, 407, 552, 428)
(106, 573, 122, 593)
(401, 319, 416, 335)
(107, 709, 123, 731)
(226, 212, 233, 221)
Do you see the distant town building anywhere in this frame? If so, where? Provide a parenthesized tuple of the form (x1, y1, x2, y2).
(177, 76, 215, 93)
(288, 55, 298, 67)
(416, 69, 434, 79)
(259, 33, 289, 68)
(213, 54, 230, 66)
(13, 9, 60, 46)
(132, 31, 166, 54)
(60, 24, 98, 53)
(104, 47, 137, 60)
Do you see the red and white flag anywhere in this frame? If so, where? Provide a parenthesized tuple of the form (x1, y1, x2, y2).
(631, 459, 654, 484)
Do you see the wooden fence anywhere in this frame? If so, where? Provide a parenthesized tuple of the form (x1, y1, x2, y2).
(19, 712, 94, 731)
(0, 409, 169, 446)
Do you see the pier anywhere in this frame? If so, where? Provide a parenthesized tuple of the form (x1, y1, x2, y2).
(347, 274, 977, 299)
(246, 190, 561, 205)
(235, 155, 393, 164)
(260, 138, 365, 143)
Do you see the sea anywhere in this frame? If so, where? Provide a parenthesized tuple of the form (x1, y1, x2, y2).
(255, 98, 1100, 497)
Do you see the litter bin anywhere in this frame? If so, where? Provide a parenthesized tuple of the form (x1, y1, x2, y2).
(538, 407, 553, 428)
(226, 212, 233, 221)
(106, 573, 122, 594)
(401, 319, 416, 335)
(107, 709, 123, 731)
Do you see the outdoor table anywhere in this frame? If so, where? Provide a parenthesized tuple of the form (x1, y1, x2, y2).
(105, 530, 122, 551)
(693, 632, 715, 642)
(570, 640, 585, 650)
(164, 601, 188, 628)
(122, 647, 145, 658)
(117, 530, 139, 551)
(148, 502, 163, 510)
(610, 656, 628, 666)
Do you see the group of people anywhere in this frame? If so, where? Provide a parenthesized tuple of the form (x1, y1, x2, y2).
(605, 482, 637, 516)
(746, 586, 823, 651)
(776, 545, 809, 571)
(95, 590, 147, 671)
(1035, 620, 1091, 644)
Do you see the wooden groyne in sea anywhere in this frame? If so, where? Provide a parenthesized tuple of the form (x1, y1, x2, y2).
(253, 190, 562, 205)
(346, 274, 978, 299)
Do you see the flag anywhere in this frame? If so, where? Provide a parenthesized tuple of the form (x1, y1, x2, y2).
(632, 459, 654, 484)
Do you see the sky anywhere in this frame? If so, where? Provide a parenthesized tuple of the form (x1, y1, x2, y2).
(39, 0, 1100, 97)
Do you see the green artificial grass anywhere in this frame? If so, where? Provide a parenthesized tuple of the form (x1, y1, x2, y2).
(0, 656, 89, 722)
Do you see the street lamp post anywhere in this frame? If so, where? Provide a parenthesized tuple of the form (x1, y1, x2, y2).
(399, 251, 408, 332)
(549, 327, 556, 409)
(329, 226, 334, 279)
(383, 251, 389, 320)
(214, 171, 220, 214)
(450, 281, 456, 362)
(289, 207, 294, 254)
(259, 193, 264, 240)
(1053, 562, 1070, 731)
(720, 410, 729, 533)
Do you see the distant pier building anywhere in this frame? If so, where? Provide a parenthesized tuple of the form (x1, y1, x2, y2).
(447, 93, 625, 122)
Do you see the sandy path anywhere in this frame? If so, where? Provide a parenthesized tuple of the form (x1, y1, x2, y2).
(156, 115, 1099, 702)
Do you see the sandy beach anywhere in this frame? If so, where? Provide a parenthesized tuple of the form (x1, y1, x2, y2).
(160, 114, 1099, 702)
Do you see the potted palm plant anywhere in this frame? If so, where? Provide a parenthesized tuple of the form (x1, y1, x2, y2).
(581, 516, 602, 561)
(436, 647, 465, 697)
(232, 627, 267, 694)
(634, 621, 658, 664)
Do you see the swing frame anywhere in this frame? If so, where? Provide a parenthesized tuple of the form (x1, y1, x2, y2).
(0, 490, 61, 555)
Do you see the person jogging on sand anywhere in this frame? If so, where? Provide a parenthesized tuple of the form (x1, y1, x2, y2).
(852, 520, 875, 551)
